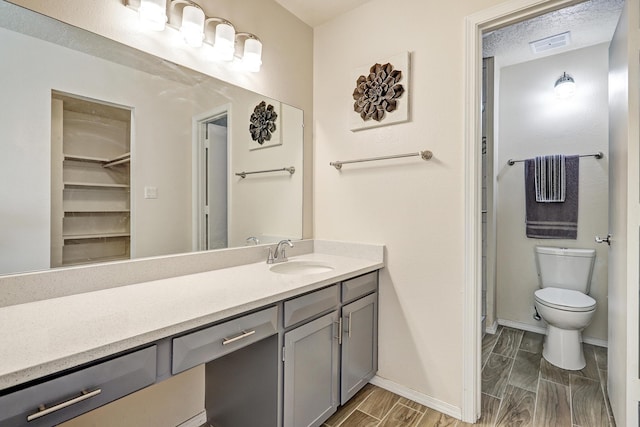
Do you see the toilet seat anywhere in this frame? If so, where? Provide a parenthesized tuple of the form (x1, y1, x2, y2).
(534, 287, 596, 312)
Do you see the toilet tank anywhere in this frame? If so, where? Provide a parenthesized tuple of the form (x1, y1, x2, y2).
(534, 246, 596, 293)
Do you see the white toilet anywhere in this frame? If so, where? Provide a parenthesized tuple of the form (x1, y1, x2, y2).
(533, 246, 597, 370)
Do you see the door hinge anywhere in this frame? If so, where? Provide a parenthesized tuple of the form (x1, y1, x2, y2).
(282, 347, 286, 362)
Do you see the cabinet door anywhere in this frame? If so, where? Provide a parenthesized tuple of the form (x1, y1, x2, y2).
(283, 311, 340, 427)
(341, 292, 378, 405)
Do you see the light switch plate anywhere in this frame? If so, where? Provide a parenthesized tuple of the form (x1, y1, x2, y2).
(144, 186, 157, 199)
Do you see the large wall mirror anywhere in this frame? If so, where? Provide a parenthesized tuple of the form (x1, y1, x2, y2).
(0, 1, 303, 276)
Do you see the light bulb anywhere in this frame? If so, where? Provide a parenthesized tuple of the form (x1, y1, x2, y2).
(181, 5, 205, 47)
(554, 72, 576, 99)
(242, 37, 262, 72)
(212, 22, 235, 61)
(139, 0, 167, 32)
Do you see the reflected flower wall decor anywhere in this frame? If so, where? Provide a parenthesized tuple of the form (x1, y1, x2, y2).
(350, 52, 410, 131)
(249, 100, 282, 150)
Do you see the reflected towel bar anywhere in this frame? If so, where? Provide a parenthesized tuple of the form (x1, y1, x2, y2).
(235, 166, 295, 179)
(330, 150, 433, 170)
(507, 151, 603, 166)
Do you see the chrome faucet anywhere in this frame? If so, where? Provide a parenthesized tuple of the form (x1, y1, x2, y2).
(246, 236, 260, 246)
(267, 239, 294, 264)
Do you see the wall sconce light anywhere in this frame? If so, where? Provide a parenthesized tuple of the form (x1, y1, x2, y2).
(205, 18, 236, 61)
(554, 72, 576, 99)
(139, 0, 168, 31)
(235, 33, 263, 72)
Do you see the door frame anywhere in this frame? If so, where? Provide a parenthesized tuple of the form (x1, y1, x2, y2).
(462, 0, 584, 421)
(192, 104, 232, 251)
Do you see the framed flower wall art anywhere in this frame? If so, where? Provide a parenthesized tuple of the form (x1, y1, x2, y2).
(249, 99, 282, 150)
(350, 51, 410, 131)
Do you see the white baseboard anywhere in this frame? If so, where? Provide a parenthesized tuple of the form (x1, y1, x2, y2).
(497, 318, 608, 348)
(177, 410, 207, 427)
(369, 375, 461, 420)
(497, 318, 547, 335)
(485, 320, 498, 334)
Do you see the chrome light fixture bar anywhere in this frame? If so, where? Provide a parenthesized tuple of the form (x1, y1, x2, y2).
(128, 0, 262, 72)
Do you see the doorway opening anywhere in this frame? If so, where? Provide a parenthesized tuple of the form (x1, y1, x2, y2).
(465, 0, 623, 422)
(194, 108, 230, 251)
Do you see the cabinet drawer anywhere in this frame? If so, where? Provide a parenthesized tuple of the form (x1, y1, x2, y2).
(342, 271, 378, 303)
(172, 306, 278, 374)
(284, 284, 339, 328)
(0, 346, 157, 427)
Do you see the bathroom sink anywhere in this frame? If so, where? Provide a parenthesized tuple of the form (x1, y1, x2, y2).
(269, 260, 335, 275)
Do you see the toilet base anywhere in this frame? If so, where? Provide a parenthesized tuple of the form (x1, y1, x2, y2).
(542, 325, 585, 370)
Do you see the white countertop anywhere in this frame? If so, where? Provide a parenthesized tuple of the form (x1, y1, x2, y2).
(0, 252, 383, 391)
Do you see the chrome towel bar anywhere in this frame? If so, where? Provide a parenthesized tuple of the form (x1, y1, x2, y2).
(330, 150, 433, 170)
(235, 166, 295, 178)
(507, 151, 603, 166)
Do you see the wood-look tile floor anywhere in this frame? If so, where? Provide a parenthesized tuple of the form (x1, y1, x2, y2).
(325, 326, 615, 427)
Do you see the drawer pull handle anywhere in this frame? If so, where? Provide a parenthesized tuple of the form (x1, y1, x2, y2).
(347, 313, 352, 338)
(222, 330, 256, 346)
(27, 388, 102, 422)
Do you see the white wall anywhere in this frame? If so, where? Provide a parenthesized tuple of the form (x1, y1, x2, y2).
(495, 43, 610, 342)
(314, 0, 508, 413)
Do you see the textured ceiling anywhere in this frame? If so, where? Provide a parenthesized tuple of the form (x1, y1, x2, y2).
(483, 0, 624, 67)
(273, 0, 373, 27)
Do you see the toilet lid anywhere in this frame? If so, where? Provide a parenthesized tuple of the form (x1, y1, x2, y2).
(534, 287, 596, 312)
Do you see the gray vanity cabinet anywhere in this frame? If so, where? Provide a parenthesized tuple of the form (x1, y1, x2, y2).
(282, 271, 379, 427)
(283, 310, 341, 427)
(340, 292, 378, 404)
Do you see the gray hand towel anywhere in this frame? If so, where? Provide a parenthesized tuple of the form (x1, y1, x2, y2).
(525, 155, 578, 239)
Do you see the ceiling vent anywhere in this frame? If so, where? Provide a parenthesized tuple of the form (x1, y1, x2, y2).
(529, 31, 571, 54)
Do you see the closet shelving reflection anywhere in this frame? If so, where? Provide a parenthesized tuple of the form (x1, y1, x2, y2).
(52, 92, 132, 267)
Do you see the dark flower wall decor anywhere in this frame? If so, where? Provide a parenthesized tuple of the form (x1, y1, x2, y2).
(249, 101, 278, 145)
(353, 62, 404, 122)
(350, 52, 410, 131)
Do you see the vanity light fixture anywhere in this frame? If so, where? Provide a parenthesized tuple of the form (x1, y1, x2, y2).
(235, 33, 263, 72)
(138, 0, 168, 31)
(554, 72, 576, 99)
(205, 18, 236, 61)
(180, 3, 205, 47)
(129, 0, 262, 72)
